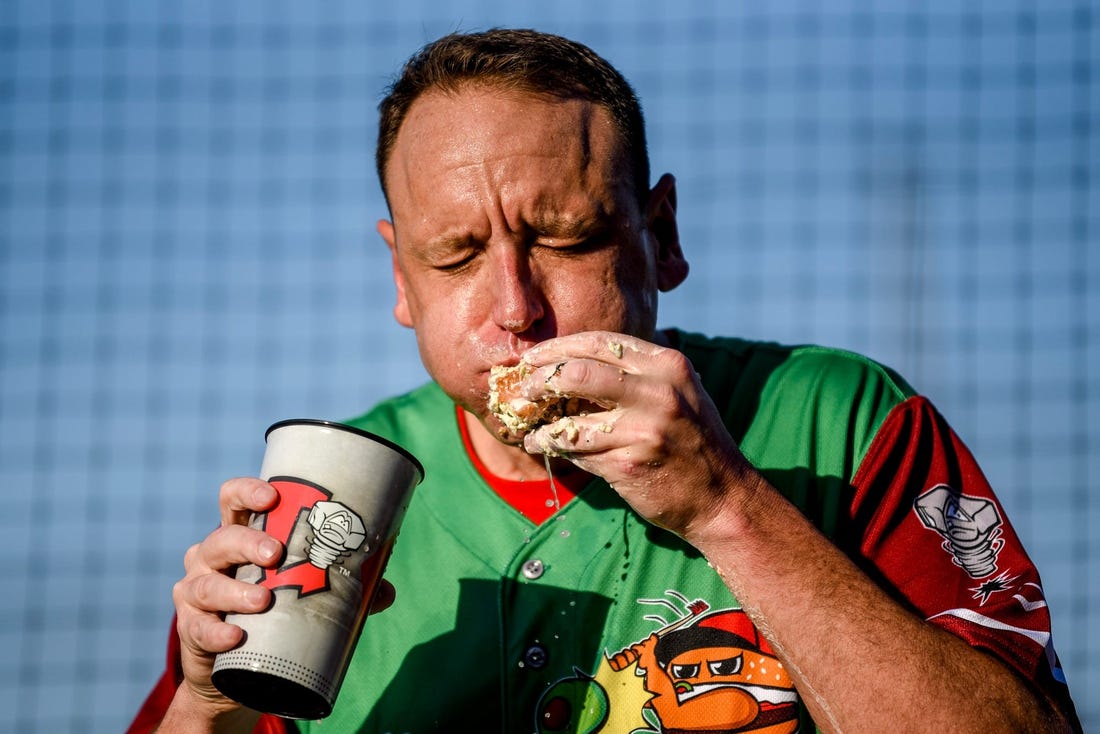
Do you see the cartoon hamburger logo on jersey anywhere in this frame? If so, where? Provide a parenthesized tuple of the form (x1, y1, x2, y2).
(536, 592, 800, 733)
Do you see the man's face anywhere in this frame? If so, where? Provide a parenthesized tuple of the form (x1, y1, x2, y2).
(378, 85, 684, 438)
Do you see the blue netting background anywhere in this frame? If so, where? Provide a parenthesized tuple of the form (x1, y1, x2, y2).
(0, 1, 1096, 730)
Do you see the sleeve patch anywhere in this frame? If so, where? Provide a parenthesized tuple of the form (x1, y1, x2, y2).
(913, 483, 1005, 580)
(848, 396, 1069, 695)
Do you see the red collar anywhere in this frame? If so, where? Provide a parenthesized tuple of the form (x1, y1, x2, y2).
(455, 405, 590, 524)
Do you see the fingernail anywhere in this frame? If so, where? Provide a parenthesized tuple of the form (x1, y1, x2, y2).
(246, 585, 267, 606)
(255, 485, 276, 504)
(259, 538, 281, 562)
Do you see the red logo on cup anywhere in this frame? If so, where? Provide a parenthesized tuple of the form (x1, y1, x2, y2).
(257, 477, 368, 597)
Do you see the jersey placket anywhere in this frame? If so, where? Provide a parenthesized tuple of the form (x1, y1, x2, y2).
(500, 501, 628, 732)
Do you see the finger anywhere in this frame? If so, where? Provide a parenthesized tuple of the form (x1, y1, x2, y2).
(523, 411, 626, 457)
(175, 568, 273, 618)
(522, 331, 666, 370)
(219, 477, 279, 528)
(177, 605, 250, 655)
(369, 580, 397, 614)
(184, 524, 283, 576)
(521, 357, 634, 406)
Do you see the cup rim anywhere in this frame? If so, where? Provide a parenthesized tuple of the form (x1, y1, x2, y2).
(265, 418, 425, 483)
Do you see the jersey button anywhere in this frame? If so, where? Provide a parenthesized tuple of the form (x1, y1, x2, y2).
(521, 559, 545, 580)
(524, 644, 548, 669)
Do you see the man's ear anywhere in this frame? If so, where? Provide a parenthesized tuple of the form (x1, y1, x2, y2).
(646, 173, 690, 292)
(377, 219, 414, 328)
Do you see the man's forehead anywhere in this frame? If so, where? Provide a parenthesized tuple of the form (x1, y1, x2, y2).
(389, 85, 616, 176)
(383, 85, 637, 233)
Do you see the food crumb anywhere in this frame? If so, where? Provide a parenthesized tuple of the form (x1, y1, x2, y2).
(547, 417, 579, 443)
(608, 341, 624, 359)
(564, 418, 579, 442)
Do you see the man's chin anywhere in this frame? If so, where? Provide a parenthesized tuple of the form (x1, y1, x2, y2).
(461, 406, 527, 446)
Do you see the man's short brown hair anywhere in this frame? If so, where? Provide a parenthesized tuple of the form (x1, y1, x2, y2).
(376, 28, 650, 208)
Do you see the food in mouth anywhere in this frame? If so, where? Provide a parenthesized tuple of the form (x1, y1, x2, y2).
(488, 362, 583, 436)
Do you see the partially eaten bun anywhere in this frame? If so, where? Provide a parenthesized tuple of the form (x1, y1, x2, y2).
(488, 362, 580, 436)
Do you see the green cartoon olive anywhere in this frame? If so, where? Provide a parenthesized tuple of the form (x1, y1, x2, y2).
(535, 671, 610, 733)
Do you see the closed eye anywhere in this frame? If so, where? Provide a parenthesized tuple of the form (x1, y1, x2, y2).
(434, 251, 478, 272)
(424, 241, 481, 273)
(535, 228, 613, 256)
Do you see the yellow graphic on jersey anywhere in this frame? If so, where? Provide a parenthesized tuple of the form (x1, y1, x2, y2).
(535, 592, 800, 733)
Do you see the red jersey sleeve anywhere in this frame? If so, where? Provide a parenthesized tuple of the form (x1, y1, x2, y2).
(849, 395, 1079, 721)
(126, 616, 292, 734)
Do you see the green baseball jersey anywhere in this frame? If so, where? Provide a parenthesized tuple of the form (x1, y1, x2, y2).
(286, 329, 1076, 733)
(130, 330, 1078, 733)
(299, 331, 904, 733)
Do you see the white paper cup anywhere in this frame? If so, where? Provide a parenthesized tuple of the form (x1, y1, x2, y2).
(212, 419, 424, 719)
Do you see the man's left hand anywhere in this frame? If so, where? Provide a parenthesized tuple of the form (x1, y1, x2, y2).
(519, 330, 761, 540)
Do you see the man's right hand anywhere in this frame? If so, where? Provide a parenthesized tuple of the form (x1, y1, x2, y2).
(168, 477, 282, 724)
(159, 477, 397, 731)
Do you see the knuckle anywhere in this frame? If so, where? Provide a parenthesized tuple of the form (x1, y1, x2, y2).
(191, 572, 218, 609)
(660, 348, 696, 382)
(217, 478, 234, 500)
(569, 360, 594, 386)
(614, 455, 645, 479)
(218, 477, 245, 506)
(174, 612, 189, 641)
(182, 542, 202, 570)
(219, 476, 262, 507)
(650, 383, 682, 417)
(171, 578, 187, 607)
(641, 424, 671, 455)
(178, 614, 206, 650)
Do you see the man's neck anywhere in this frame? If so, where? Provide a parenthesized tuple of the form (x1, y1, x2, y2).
(461, 408, 573, 481)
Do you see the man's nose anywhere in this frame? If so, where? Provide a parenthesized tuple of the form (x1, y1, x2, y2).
(490, 248, 545, 333)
